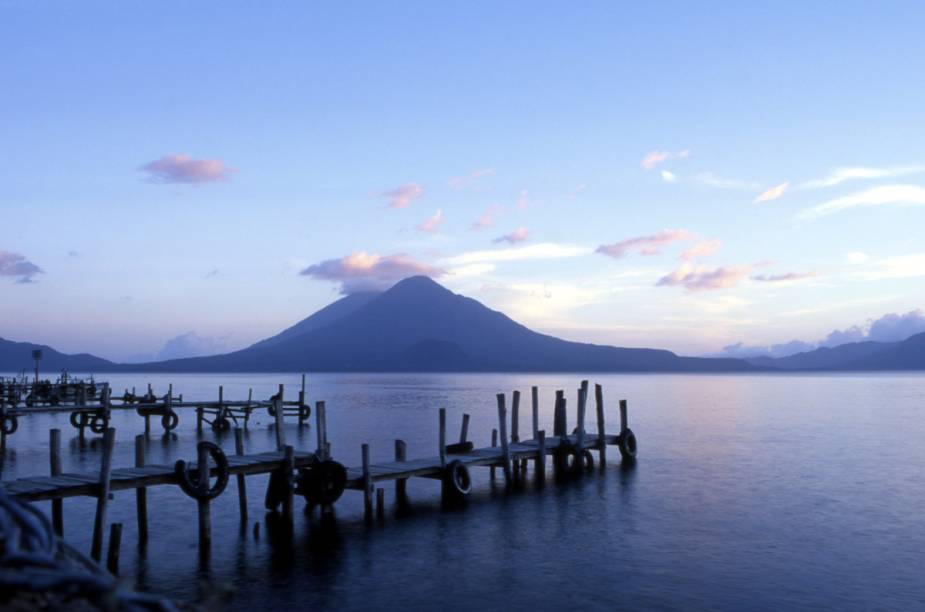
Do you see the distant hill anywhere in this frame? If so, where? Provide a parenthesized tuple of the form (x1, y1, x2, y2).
(128, 276, 756, 373)
(0, 337, 115, 374)
(747, 332, 925, 370)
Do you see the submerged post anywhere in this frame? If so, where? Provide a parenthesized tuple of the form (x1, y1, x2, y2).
(235, 428, 248, 523)
(439, 408, 447, 467)
(197, 441, 211, 556)
(595, 384, 606, 465)
(459, 413, 470, 444)
(362, 443, 372, 520)
(106, 523, 122, 575)
(49, 429, 63, 536)
(620, 399, 629, 432)
(134, 435, 148, 544)
(394, 439, 407, 499)
(536, 430, 546, 479)
(90, 428, 115, 562)
(282, 445, 294, 522)
(496, 394, 512, 484)
(490, 429, 498, 479)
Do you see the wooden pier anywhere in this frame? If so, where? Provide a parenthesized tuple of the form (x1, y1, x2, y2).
(0, 380, 638, 570)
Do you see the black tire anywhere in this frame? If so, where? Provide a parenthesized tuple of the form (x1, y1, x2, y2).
(1, 414, 18, 435)
(581, 449, 595, 472)
(554, 443, 583, 475)
(69, 411, 83, 428)
(442, 460, 472, 498)
(297, 460, 347, 506)
(175, 441, 230, 500)
(619, 428, 638, 461)
(89, 414, 108, 434)
(211, 416, 231, 432)
(161, 411, 179, 432)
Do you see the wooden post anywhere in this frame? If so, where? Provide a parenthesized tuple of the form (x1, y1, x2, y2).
(511, 390, 520, 443)
(536, 430, 546, 478)
(490, 429, 497, 479)
(496, 394, 512, 484)
(106, 523, 122, 575)
(553, 391, 566, 438)
(438, 408, 446, 467)
(394, 439, 407, 498)
(245, 388, 253, 428)
(459, 413, 470, 444)
(164, 385, 172, 433)
(134, 435, 148, 544)
(620, 399, 629, 431)
(531, 386, 539, 439)
(282, 445, 294, 521)
(196, 405, 203, 434)
(362, 444, 372, 520)
(49, 429, 63, 536)
(595, 384, 606, 465)
(234, 428, 248, 522)
(376, 488, 385, 520)
(218, 385, 224, 423)
(197, 442, 211, 555)
(274, 384, 286, 450)
(144, 411, 150, 435)
(298, 374, 307, 426)
(315, 400, 327, 460)
(576, 381, 588, 449)
(90, 428, 115, 561)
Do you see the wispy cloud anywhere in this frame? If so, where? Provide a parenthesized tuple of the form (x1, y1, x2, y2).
(471, 204, 502, 230)
(493, 227, 529, 245)
(752, 271, 817, 282)
(0, 251, 43, 283)
(140, 154, 235, 184)
(515, 190, 529, 211)
(416, 209, 443, 233)
(449, 168, 494, 190)
(854, 253, 925, 280)
(381, 183, 424, 209)
(754, 181, 789, 203)
(798, 184, 925, 220)
(660, 170, 677, 183)
(596, 229, 696, 259)
(640, 149, 690, 170)
(300, 252, 444, 294)
(656, 262, 751, 291)
(444, 243, 591, 266)
(800, 165, 925, 189)
(680, 239, 721, 260)
(692, 172, 761, 190)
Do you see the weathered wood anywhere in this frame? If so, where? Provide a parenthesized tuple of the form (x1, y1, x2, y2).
(362, 443, 372, 519)
(439, 408, 447, 467)
(511, 390, 521, 443)
(536, 430, 546, 478)
(490, 429, 498, 479)
(553, 391, 566, 437)
(134, 435, 148, 543)
(106, 522, 122, 575)
(49, 429, 63, 536)
(234, 428, 248, 522)
(394, 439, 407, 498)
(90, 427, 115, 562)
(620, 399, 628, 431)
(298, 374, 307, 426)
(197, 441, 211, 555)
(315, 400, 327, 460)
(459, 413, 470, 444)
(274, 384, 286, 450)
(595, 384, 606, 465)
(531, 386, 539, 439)
(576, 381, 588, 449)
(496, 394, 512, 484)
(282, 445, 294, 521)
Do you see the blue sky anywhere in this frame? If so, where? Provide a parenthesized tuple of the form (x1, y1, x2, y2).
(2, 1, 924, 361)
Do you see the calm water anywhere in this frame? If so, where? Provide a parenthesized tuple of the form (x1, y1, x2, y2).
(2, 372, 924, 610)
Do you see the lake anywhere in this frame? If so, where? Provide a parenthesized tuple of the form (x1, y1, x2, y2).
(2, 372, 924, 610)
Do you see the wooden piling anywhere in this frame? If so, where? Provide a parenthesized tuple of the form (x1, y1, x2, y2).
(298, 374, 307, 427)
(394, 439, 407, 498)
(620, 399, 629, 431)
(376, 487, 385, 520)
(496, 394, 512, 484)
(90, 427, 115, 562)
(196, 405, 203, 434)
(134, 435, 148, 543)
(553, 391, 566, 438)
(490, 429, 497, 479)
(234, 428, 248, 522)
(531, 386, 539, 439)
(595, 384, 606, 465)
(459, 413, 470, 444)
(511, 390, 520, 443)
(362, 444, 372, 519)
(274, 384, 286, 450)
(106, 522, 122, 575)
(315, 400, 327, 460)
(197, 441, 211, 555)
(439, 408, 447, 467)
(49, 429, 63, 536)
(576, 381, 588, 449)
(536, 430, 546, 478)
(282, 445, 294, 521)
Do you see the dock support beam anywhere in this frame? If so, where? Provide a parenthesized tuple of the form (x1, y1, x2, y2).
(394, 439, 407, 499)
(90, 428, 115, 562)
(235, 428, 248, 523)
(197, 442, 211, 560)
(595, 384, 606, 466)
(135, 435, 148, 544)
(496, 394, 512, 484)
(439, 408, 446, 467)
(49, 429, 63, 536)
(362, 443, 372, 520)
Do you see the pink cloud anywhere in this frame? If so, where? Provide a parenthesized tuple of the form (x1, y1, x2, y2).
(754, 181, 789, 203)
(449, 168, 495, 190)
(515, 190, 529, 211)
(300, 251, 445, 294)
(381, 183, 424, 209)
(140, 154, 235, 183)
(680, 239, 721, 260)
(752, 271, 817, 282)
(596, 229, 696, 259)
(657, 262, 751, 291)
(640, 149, 690, 170)
(568, 184, 587, 199)
(471, 204, 503, 230)
(0, 251, 43, 283)
(493, 227, 529, 244)
(416, 209, 443, 233)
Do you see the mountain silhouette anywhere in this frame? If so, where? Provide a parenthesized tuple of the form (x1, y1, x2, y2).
(746, 331, 925, 370)
(0, 337, 115, 374)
